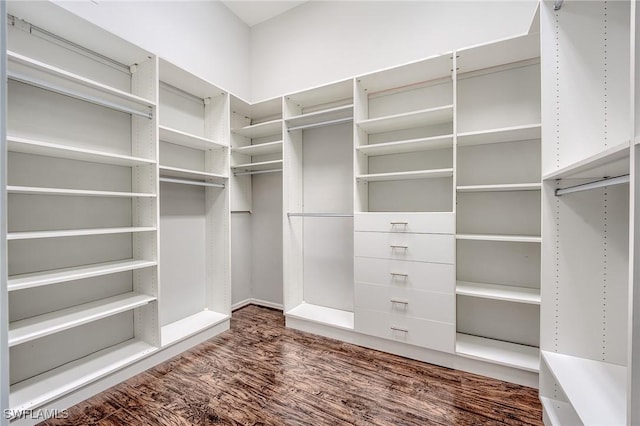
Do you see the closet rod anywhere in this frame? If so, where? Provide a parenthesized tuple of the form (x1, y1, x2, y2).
(555, 174, 629, 196)
(160, 177, 224, 188)
(287, 117, 353, 132)
(159, 81, 209, 105)
(287, 213, 354, 218)
(231, 210, 252, 214)
(234, 169, 282, 176)
(7, 72, 153, 119)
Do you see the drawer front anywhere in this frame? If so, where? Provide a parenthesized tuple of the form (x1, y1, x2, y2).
(354, 282, 454, 323)
(354, 232, 455, 264)
(354, 257, 454, 294)
(355, 308, 455, 353)
(354, 212, 455, 234)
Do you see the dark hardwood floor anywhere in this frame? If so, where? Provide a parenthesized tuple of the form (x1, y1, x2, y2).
(44, 305, 542, 425)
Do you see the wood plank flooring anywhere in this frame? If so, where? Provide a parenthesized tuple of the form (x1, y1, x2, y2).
(44, 305, 542, 425)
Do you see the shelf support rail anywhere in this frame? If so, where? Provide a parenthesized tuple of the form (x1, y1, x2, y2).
(287, 117, 353, 132)
(287, 213, 354, 218)
(234, 169, 282, 176)
(555, 174, 629, 196)
(7, 71, 153, 119)
(159, 177, 224, 188)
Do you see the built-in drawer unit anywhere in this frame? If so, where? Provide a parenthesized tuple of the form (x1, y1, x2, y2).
(354, 212, 455, 234)
(354, 257, 454, 293)
(355, 308, 455, 353)
(354, 231, 455, 264)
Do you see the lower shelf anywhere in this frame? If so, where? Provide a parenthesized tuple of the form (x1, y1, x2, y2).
(9, 339, 157, 415)
(456, 333, 539, 372)
(161, 310, 230, 347)
(286, 303, 354, 330)
(540, 396, 581, 426)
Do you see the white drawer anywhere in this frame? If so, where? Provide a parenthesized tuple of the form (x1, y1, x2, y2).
(354, 257, 454, 294)
(355, 282, 454, 323)
(355, 308, 455, 353)
(354, 212, 454, 234)
(354, 231, 455, 264)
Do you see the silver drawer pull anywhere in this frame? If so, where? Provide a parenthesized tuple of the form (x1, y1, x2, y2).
(389, 245, 408, 249)
(390, 299, 409, 305)
(390, 221, 408, 226)
(390, 272, 408, 278)
(390, 326, 408, 333)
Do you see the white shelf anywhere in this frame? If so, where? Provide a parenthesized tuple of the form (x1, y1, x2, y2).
(7, 185, 156, 198)
(357, 168, 453, 182)
(232, 140, 283, 156)
(286, 303, 354, 330)
(159, 165, 227, 181)
(457, 33, 540, 74)
(456, 281, 540, 305)
(232, 119, 282, 139)
(357, 134, 453, 156)
(161, 310, 229, 346)
(543, 141, 630, 181)
(8, 259, 157, 292)
(8, 292, 155, 347)
(541, 351, 626, 426)
(540, 397, 581, 426)
(456, 183, 541, 192)
(7, 226, 156, 241)
(457, 124, 541, 147)
(456, 333, 539, 372)
(231, 159, 283, 172)
(357, 105, 454, 134)
(456, 234, 541, 243)
(159, 58, 225, 100)
(286, 104, 353, 129)
(7, 136, 155, 167)
(159, 126, 226, 150)
(9, 339, 157, 415)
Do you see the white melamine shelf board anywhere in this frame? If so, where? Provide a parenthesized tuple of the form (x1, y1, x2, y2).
(286, 104, 353, 129)
(7, 51, 155, 107)
(159, 166, 227, 181)
(456, 281, 540, 304)
(285, 79, 353, 107)
(159, 126, 225, 150)
(540, 397, 581, 426)
(7, 226, 156, 241)
(7, 136, 156, 166)
(543, 141, 630, 181)
(457, 124, 541, 147)
(161, 310, 229, 346)
(231, 141, 283, 156)
(456, 234, 541, 243)
(357, 168, 454, 182)
(456, 333, 539, 372)
(231, 119, 282, 139)
(541, 351, 626, 426)
(456, 183, 541, 192)
(286, 303, 354, 330)
(357, 105, 453, 134)
(357, 135, 453, 156)
(8, 292, 156, 347)
(9, 339, 157, 414)
(456, 33, 540, 74)
(231, 160, 283, 172)
(8, 259, 157, 292)
(7, 186, 156, 198)
(159, 58, 224, 100)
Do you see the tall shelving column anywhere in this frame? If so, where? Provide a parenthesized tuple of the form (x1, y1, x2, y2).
(157, 58, 231, 347)
(454, 32, 541, 376)
(539, 1, 632, 424)
(0, 0, 8, 422)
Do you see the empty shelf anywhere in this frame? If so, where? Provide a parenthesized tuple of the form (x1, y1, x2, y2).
(456, 333, 539, 372)
(161, 310, 229, 346)
(7, 186, 155, 198)
(232, 119, 282, 139)
(543, 141, 630, 181)
(457, 124, 541, 147)
(159, 166, 227, 181)
(358, 168, 453, 182)
(456, 33, 540, 74)
(7, 136, 156, 167)
(8, 259, 157, 292)
(9, 292, 156, 347)
(7, 226, 156, 240)
(232, 160, 283, 172)
(357, 105, 454, 134)
(286, 104, 353, 129)
(541, 351, 626, 426)
(358, 134, 453, 156)
(456, 183, 541, 192)
(456, 234, 541, 243)
(159, 126, 226, 150)
(232, 140, 283, 156)
(456, 281, 540, 305)
(286, 303, 354, 330)
(540, 397, 581, 426)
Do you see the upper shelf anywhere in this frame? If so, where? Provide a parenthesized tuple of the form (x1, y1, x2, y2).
(357, 168, 453, 182)
(159, 166, 227, 181)
(357, 105, 453, 134)
(159, 126, 226, 150)
(231, 119, 282, 139)
(232, 141, 283, 157)
(159, 58, 225, 100)
(456, 33, 540, 75)
(457, 183, 541, 192)
(543, 141, 630, 181)
(457, 124, 541, 147)
(7, 186, 156, 198)
(232, 160, 283, 173)
(286, 104, 353, 130)
(358, 135, 453, 156)
(7, 51, 154, 118)
(7, 226, 156, 241)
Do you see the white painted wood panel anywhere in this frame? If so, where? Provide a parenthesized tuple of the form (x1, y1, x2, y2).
(354, 231, 454, 264)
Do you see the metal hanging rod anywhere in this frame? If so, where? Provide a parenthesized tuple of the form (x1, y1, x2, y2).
(8, 71, 153, 119)
(231, 210, 252, 214)
(287, 117, 353, 132)
(159, 81, 208, 105)
(554, 0, 564, 11)
(287, 213, 354, 218)
(160, 177, 224, 188)
(234, 169, 282, 176)
(555, 174, 629, 196)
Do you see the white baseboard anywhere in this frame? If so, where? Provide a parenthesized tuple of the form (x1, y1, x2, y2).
(232, 298, 283, 311)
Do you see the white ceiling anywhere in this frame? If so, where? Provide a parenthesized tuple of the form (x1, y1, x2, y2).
(221, 1, 308, 27)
